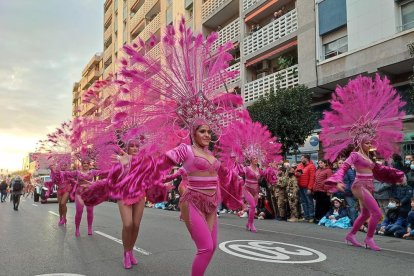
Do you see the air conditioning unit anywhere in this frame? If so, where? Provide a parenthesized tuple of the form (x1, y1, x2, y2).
(257, 72, 267, 79)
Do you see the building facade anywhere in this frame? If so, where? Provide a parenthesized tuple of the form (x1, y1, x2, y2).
(71, 0, 414, 156)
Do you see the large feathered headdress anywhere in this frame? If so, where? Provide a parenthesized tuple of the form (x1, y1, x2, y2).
(218, 111, 282, 166)
(320, 74, 406, 161)
(118, 17, 243, 141)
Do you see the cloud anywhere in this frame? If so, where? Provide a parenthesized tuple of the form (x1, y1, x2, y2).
(0, 0, 105, 170)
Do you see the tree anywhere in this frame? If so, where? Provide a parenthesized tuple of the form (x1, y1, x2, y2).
(247, 85, 318, 157)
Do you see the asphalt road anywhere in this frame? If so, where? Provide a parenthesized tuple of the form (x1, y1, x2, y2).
(0, 196, 413, 276)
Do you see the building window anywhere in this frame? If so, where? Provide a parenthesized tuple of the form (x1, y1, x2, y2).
(401, 1, 414, 31)
(323, 36, 348, 60)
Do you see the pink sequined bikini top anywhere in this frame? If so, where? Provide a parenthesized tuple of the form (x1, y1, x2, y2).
(244, 166, 261, 185)
(345, 152, 375, 171)
(166, 144, 221, 174)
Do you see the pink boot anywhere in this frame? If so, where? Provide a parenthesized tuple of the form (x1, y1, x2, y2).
(127, 251, 138, 265)
(123, 251, 132, 269)
(75, 226, 80, 237)
(345, 233, 363, 247)
(88, 226, 93, 235)
(364, 237, 381, 251)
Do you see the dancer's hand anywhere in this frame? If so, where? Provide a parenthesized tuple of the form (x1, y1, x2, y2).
(336, 182, 345, 192)
(111, 149, 130, 165)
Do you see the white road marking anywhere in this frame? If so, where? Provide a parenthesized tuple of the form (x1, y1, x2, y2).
(149, 211, 414, 256)
(48, 211, 60, 217)
(219, 240, 326, 264)
(95, 230, 151, 256)
(35, 273, 85, 276)
(32, 204, 38, 207)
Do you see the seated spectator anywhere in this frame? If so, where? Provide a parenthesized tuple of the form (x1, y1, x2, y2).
(403, 197, 414, 239)
(378, 198, 407, 238)
(318, 197, 351, 229)
(256, 192, 275, 219)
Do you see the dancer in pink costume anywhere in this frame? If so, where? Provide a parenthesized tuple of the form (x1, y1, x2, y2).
(218, 113, 282, 232)
(321, 74, 406, 251)
(108, 17, 246, 275)
(63, 154, 102, 237)
(36, 122, 73, 226)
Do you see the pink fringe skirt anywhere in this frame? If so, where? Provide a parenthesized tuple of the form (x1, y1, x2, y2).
(57, 184, 72, 197)
(180, 188, 219, 215)
(353, 176, 374, 194)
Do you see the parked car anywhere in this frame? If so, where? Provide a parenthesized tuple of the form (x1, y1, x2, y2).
(33, 176, 58, 203)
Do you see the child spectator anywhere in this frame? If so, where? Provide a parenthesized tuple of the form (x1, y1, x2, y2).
(318, 197, 351, 229)
(403, 197, 414, 239)
(378, 198, 407, 238)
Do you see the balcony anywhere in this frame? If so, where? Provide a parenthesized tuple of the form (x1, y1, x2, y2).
(139, 13, 160, 42)
(242, 0, 262, 12)
(243, 64, 298, 103)
(204, 62, 240, 92)
(243, 9, 297, 57)
(202, 0, 238, 29)
(146, 42, 161, 60)
(104, 26, 112, 43)
(104, 3, 114, 25)
(129, 0, 159, 35)
(212, 18, 240, 51)
(104, 43, 114, 63)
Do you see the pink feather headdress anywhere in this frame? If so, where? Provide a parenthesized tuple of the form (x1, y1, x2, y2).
(36, 121, 73, 169)
(218, 111, 282, 166)
(118, 17, 243, 141)
(320, 74, 406, 161)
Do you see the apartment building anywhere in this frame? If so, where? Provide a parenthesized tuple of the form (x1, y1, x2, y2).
(72, 0, 414, 156)
(72, 53, 103, 118)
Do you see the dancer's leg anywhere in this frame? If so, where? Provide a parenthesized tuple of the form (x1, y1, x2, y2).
(86, 205, 94, 235)
(243, 188, 257, 231)
(131, 199, 145, 249)
(61, 192, 69, 223)
(118, 202, 133, 251)
(75, 194, 85, 236)
(181, 202, 217, 276)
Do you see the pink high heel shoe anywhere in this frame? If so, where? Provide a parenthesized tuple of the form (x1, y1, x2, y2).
(127, 251, 138, 265)
(75, 227, 80, 237)
(123, 251, 132, 269)
(58, 217, 64, 226)
(246, 223, 257, 233)
(345, 233, 363, 247)
(364, 237, 381, 251)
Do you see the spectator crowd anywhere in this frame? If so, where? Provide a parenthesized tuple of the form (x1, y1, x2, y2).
(146, 153, 414, 241)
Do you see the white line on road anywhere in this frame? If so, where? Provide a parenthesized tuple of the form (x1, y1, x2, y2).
(150, 211, 414, 256)
(95, 231, 151, 256)
(48, 211, 60, 217)
(32, 204, 38, 207)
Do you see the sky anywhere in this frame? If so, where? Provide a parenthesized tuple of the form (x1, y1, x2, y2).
(0, 0, 105, 172)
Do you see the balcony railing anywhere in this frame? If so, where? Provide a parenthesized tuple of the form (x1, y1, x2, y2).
(243, 64, 298, 103)
(242, 0, 260, 12)
(243, 9, 297, 56)
(129, 0, 158, 35)
(202, 0, 226, 21)
(104, 3, 114, 24)
(146, 42, 161, 60)
(139, 13, 160, 42)
(104, 25, 112, 43)
(104, 43, 114, 62)
(204, 62, 240, 92)
(212, 18, 240, 51)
